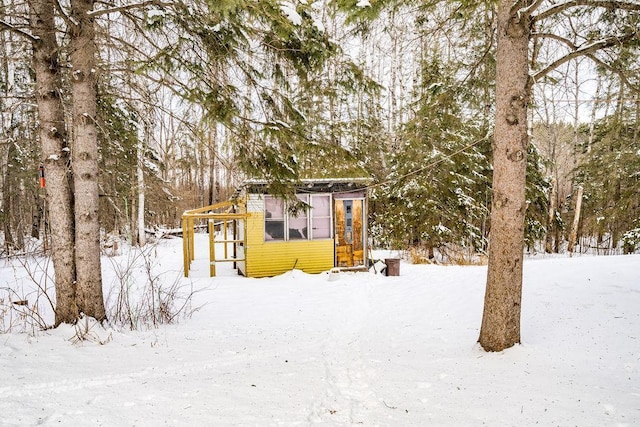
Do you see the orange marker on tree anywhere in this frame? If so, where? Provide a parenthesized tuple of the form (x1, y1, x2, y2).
(39, 165, 45, 188)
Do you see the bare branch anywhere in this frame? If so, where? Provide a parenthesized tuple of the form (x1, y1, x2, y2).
(0, 19, 39, 42)
(54, 0, 78, 29)
(532, 31, 578, 48)
(532, 32, 638, 82)
(585, 53, 640, 93)
(535, 1, 640, 23)
(89, 0, 174, 18)
(512, 0, 547, 19)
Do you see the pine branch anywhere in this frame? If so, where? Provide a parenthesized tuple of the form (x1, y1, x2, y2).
(0, 19, 39, 42)
(532, 32, 639, 83)
(534, 1, 640, 23)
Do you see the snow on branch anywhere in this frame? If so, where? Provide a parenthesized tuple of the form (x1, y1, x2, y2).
(280, 2, 302, 26)
(512, 0, 546, 19)
(532, 32, 638, 83)
(534, 1, 640, 23)
(0, 19, 39, 43)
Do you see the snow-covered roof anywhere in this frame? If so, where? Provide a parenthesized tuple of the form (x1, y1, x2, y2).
(242, 177, 372, 194)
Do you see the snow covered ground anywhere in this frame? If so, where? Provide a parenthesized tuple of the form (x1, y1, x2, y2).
(1, 235, 639, 426)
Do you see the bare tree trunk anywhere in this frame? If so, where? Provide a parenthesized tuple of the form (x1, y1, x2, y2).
(2, 151, 14, 251)
(634, 95, 640, 147)
(568, 185, 583, 253)
(479, 1, 529, 352)
(69, 0, 105, 321)
(632, 92, 640, 147)
(129, 194, 137, 245)
(388, 8, 397, 135)
(137, 135, 146, 246)
(15, 180, 24, 249)
(587, 75, 602, 155)
(29, 0, 79, 325)
(208, 124, 218, 205)
(32, 189, 43, 239)
(545, 177, 557, 253)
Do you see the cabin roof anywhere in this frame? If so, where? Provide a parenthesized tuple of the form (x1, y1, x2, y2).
(242, 177, 372, 194)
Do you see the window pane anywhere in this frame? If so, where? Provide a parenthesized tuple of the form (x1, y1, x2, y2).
(312, 195, 330, 216)
(313, 217, 331, 238)
(265, 196, 284, 240)
(289, 194, 308, 239)
(311, 195, 331, 239)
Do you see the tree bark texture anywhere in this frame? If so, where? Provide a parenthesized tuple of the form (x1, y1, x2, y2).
(70, 0, 106, 321)
(29, 0, 79, 325)
(479, 0, 530, 352)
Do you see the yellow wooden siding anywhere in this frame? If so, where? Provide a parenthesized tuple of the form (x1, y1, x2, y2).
(244, 211, 334, 278)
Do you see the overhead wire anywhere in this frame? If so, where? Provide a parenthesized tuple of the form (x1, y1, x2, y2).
(360, 133, 491, 193)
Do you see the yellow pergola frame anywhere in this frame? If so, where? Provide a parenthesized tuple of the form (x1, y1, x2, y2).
(181, 200, 250, 277)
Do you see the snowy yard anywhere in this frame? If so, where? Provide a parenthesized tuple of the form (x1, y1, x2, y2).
(1, 236, 639, 426)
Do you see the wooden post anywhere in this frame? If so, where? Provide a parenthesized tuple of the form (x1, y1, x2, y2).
(233, 206, 237, 269)
(209, 219, 215, 277)
(223, 220, 228, 259)
(189, 218, 195, 262)
(182, 216, 189, 277)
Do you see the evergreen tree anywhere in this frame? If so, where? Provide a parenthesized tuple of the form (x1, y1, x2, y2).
(373, 57, 491, 259)
(140, 0, 354, 194)
(578, 114, 640, 251)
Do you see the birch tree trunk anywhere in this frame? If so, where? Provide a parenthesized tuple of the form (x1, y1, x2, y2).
(0, 17, 15, 252)
(478, 0, 530, 352)
(545, 177, 557, 253)
(2, 147, 15, 251)
(568, 185, 583, 253)
(69, 0, 105, 321)
(567, 61, 583, 254)
(209, 125, 219, 205)
(137, 136, 146, 246)
(29, 0, 79, 325)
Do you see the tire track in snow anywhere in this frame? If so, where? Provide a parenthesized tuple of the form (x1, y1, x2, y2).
(309, 281, 383, 424)
(0, 341, 318, 399)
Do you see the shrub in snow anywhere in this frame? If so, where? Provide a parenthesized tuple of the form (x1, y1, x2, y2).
(622, 228, 640, 254)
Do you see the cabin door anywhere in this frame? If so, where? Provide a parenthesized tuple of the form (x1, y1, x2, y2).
(334, 198, 365, 267)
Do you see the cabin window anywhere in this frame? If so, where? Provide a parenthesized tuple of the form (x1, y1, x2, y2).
(311, 195, 331, 239)
(264, 196, 285, 240)
(289, 194, 308, 240)
(263, 193, 332, 241)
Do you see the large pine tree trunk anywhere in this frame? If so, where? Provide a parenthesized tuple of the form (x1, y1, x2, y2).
(29, 0, 79, 325)
(478, 1, 530, 352)
(69, 0, 106, 321)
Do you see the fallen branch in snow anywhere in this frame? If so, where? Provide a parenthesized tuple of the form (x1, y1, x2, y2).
(383, 401, 397, 409)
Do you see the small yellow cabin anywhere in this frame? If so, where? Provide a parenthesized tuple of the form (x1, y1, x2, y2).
(182, 178, 371, 278)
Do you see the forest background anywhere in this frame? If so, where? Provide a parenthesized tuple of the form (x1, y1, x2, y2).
(1, 2, 638, 271)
